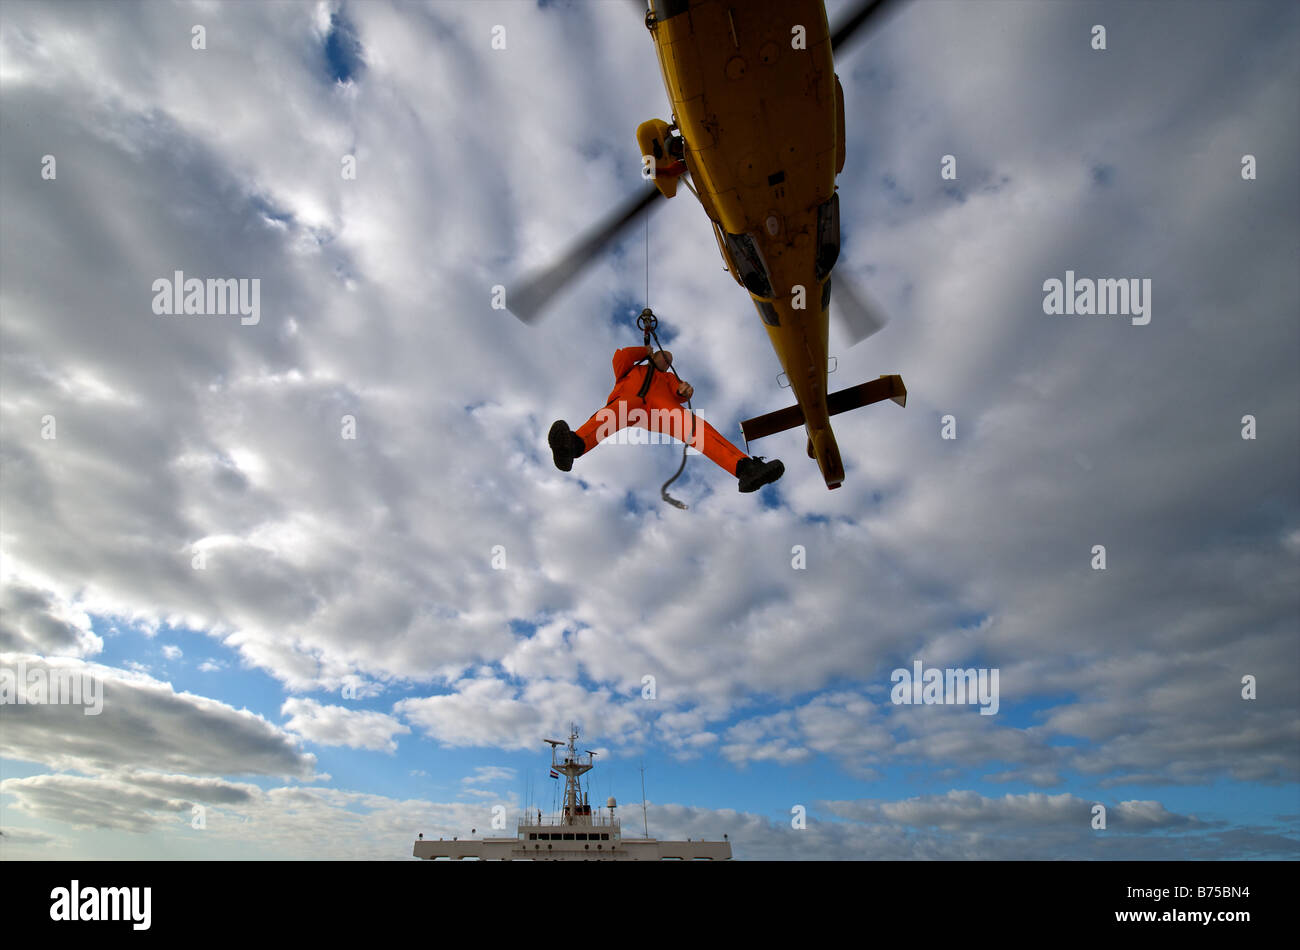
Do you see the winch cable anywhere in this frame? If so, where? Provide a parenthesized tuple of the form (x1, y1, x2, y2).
(638, 313, 693, 510)
(642, 219, 694, 510)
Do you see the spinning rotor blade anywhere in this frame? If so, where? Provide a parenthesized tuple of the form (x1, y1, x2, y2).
(508, 185, 661, 324)
(829, 271, 890, 346)
(830, 0, 905, 53)
(828, 0, 906, 342)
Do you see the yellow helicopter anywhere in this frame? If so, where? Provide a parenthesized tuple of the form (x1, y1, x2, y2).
(509, 0, 907, 490)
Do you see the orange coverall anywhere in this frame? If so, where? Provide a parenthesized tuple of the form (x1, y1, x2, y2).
(574, 347, 748, 476)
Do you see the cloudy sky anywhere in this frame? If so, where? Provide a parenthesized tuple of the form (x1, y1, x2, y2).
(1, 0, 1296, 861)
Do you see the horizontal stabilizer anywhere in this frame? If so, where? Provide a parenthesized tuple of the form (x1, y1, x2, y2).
(740, 375, 906, 442)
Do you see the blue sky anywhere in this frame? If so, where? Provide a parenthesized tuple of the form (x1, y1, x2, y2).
(1, 0, 1297, 860)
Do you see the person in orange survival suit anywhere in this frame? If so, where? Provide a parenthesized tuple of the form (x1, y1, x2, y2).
(548, 345, 785, 493)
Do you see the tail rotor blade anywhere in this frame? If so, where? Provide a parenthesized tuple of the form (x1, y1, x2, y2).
(508, 185, 661, 324)
(830, 271, 890, 346)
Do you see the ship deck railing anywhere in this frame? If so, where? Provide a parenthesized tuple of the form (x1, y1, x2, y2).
(518, 815, 621, 829)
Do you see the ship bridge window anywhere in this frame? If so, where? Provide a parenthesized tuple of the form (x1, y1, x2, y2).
(815, 193, 840, 280)
(723, 230, 774, 298)
(563, 833, 575, 841)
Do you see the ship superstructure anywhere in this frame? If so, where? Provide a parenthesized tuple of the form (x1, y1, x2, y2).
(412, 727, 731, 861)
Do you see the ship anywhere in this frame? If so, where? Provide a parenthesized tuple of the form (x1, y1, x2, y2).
(412, 726, 732, 860)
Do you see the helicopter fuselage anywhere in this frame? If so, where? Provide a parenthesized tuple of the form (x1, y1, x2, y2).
(646, 0, 847, 487)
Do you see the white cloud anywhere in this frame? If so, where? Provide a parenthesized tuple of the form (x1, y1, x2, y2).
(281, 697, 410, 753)
(462, 766, 516, 785)
(0, 578, 101, 657)
(1, 654, 317, 779)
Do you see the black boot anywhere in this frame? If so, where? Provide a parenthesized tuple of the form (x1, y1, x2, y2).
(548, 420, 586, 472)
(735, 456, 784, 492)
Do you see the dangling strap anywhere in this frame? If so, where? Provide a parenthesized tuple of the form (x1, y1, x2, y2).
(636, 360, 656, 400)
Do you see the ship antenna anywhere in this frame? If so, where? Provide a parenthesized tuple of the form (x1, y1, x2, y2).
(640, 761, 649, 838)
